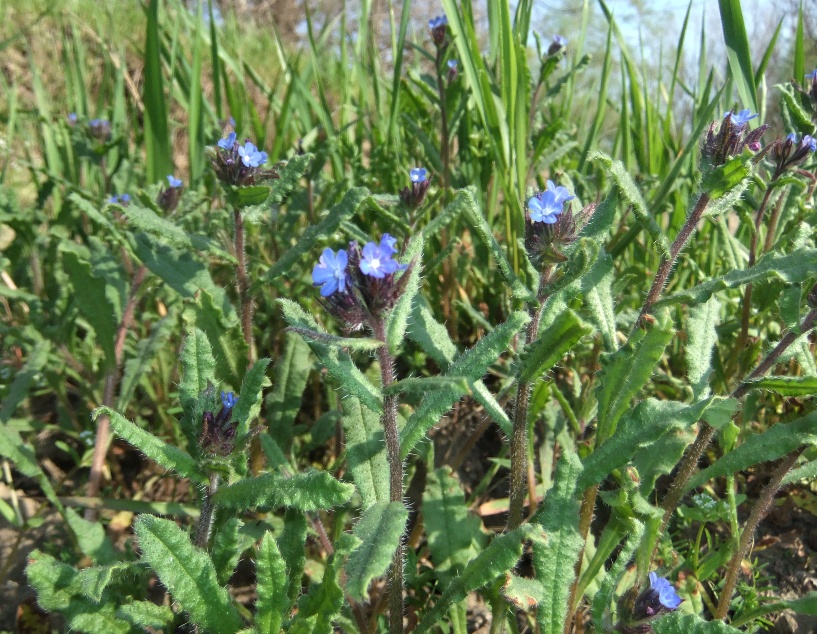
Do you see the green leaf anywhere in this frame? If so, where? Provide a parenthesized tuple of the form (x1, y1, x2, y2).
(268, 153, 313, 205)
(581, 254, 617, 351)
(502, 573, 546, 610)
(655, 248, 817, 308)
(701, 155, 751, 199)
(64, 507, 117, 565)
(211, 518, 245, 586)
(594, 315, 674, 444)
(117, 316, 172, 411)
(590, 151, 670, 256)
(685, 410, 817, 491)
(279, 299, 382, 413)
(179, 328, 217, 413)
(292, 536, 352, 634)
(731, 591, 817, 627)
(386, 233, 424, 354)
(76, 563, 131, 602)
(408, 300, 458, 368)
(580, 398, 738, 491)
(265, 332, 310, 453)
(124, 203, 234, 261)
(233, 357, 271, 439)
(415, 524, 543, 633)
(285, 327, 383, 352)
(143, 0, 172, 182)
(384, 376, 471, 398)
(135, 515, 242, 634)
(116, 601, 175, 629)
(264, 187, 372, 282)
(182, 289, 248, 388)
(718, 0, 758, 115)
(278, 508, 307, 606)
(0, 341, 49, 423)
(518, 309, 591, 383)
(98, 406, 207, 484)
(686, 297, 721, 399)
(400, 310, 531, 458)
(256, 531, 289, 634)
(424, 467, 486, 587)
(742, 376, 817, 396)
(533, 451, 584, 634)
(782, 459, 817, 486)
(460, 187, 535, 301)
(225, 185, 271, 208)
(344, 501, 408, 601)
(212, 469, 354, 511)
(591, 519, 645, 626)
(653, 612, 743, 634)
(342, 396, 390, 506)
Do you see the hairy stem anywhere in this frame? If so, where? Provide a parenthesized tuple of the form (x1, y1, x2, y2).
(714, 447, 804, 620)
(195, 473, 221, 549)
(234, 207, 253, 363)
(374, 321, 404, 634)
(636, 193, 711, 328)
(657, 306, 817, 537)
(85, 265, 147, 521)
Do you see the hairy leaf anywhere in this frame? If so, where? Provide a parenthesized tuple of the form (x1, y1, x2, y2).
(518, 309, 591, 383)
(686, 297, 721, 399)
(386, 233, 424, 354)
(256, 531, 289, 634)
(653, 612, 742, 634)
(213, 469, 354, 511)
(342, 396, 390, 506)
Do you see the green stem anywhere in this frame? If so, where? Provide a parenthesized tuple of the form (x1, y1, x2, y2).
(195, 473, 220, 549)
(234, 207, 253, 363)
(373, 320, 404, 634)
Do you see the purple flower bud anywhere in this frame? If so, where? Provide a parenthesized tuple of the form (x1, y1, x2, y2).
(429, 14, 448, 47)
(312, 248, 349, 296)
(547, 35, 568, 56)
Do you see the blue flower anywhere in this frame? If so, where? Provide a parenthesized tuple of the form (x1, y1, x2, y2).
(167, 175, 183, 188)
(724, 109, 758, 127)
(649, 573, 683, 610)
(787, 132, 798, 143)
(221, 391, 238, 410)
(429, 15, 447, 29)
(553, 35, 568, 48)
(312, 248, 349, 296)
(218, 131, 237, 150)
(447, 59, 458, 70)
(806, 69, 817, 80)
(527, 181, 574, 224)
(238, 141, 268, 167)
(804, 135, 817, 152)
(67, 113, 78, 124)
(119, 193, 131, 203)
(108, 195, 120, 204)
(360, 239, 405, 278)
(410, 167, 428, 183)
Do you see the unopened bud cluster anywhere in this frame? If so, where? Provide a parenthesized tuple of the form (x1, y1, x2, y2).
(209, 132, 277, 187)
(702, 109, 768, 167)
(524, 180, 595, 265)
(399, 167, 430, 209)
(200, 391, 239, 456)
(769, 131, 816, 177)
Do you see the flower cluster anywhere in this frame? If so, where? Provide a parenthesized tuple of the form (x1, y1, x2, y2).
(617, 573, 683, 633)
(209, 132, 277, 186)
(769, 131, 816, 176)
(429, 14, 448, 48)
(200, 391, 239, 456)
(88, 118, 112, 143)
(312, 234, 411, 330)
(525, 180, 596, 265)
(157, 174, 184, 213)
(547, 35, 568, 56)
(400, 167, 431, 208)
(107, 193, 131, 206)
(701, 108, 767, 166)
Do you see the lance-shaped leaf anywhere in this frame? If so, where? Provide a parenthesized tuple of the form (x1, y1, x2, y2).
(116, 601, 175, 629)
(460, 187, 536, 301)
(414, 524, 544, 633)
(594, 315, 674, 444)
(212, 469, 354, 511)
(278, 508, 307, 605)
(117, 316, 172, 411)
(424, 467, 486, 587)
(65, 507, 117, 565)
(384, 376, 471, 398)
(26, 551, 130, 633)
(267, 331, 312, 451)
(687, 296, 721, 399)
(532, 451, 584, 634)
(517, 309, 591, 383)
(590, 151, 670, 256)
(700, 155, 751, 200)
(655, 248, 817, 308)
(581, 254, 617, 352)
(386, 233, 424, 354)
(503, 574, 546, 611)
(729, 591, 817, 627)
(741, 376, 817, 396)
(344, 501, 409, 601)
(268, 153, 313, 205)
(179, 328, 217, 413)
(256, 532, 289, 634)
(211, 518, 246, 586)
(124, 203, 234, 261)
(280, 299, 382, 413)
(579, 397, 738, 491)
(400, 310, 530, 457)
(134, 515, 242, 634)
(653, 612, 743, 634)
(590, 519, 645, 626)
(264, 187, 372, 282)
(285, 327, 383, 352)
(97, 407, 207, 484)
(685, 410, 817, 491)
(342, 396, 390, 506)
(232, 357, 271, 439)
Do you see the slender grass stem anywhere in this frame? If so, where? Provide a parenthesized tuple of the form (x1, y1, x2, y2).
(373, 320, 404, 634)
(85, 264, 147, 521)
(714, 447, 804, 621)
